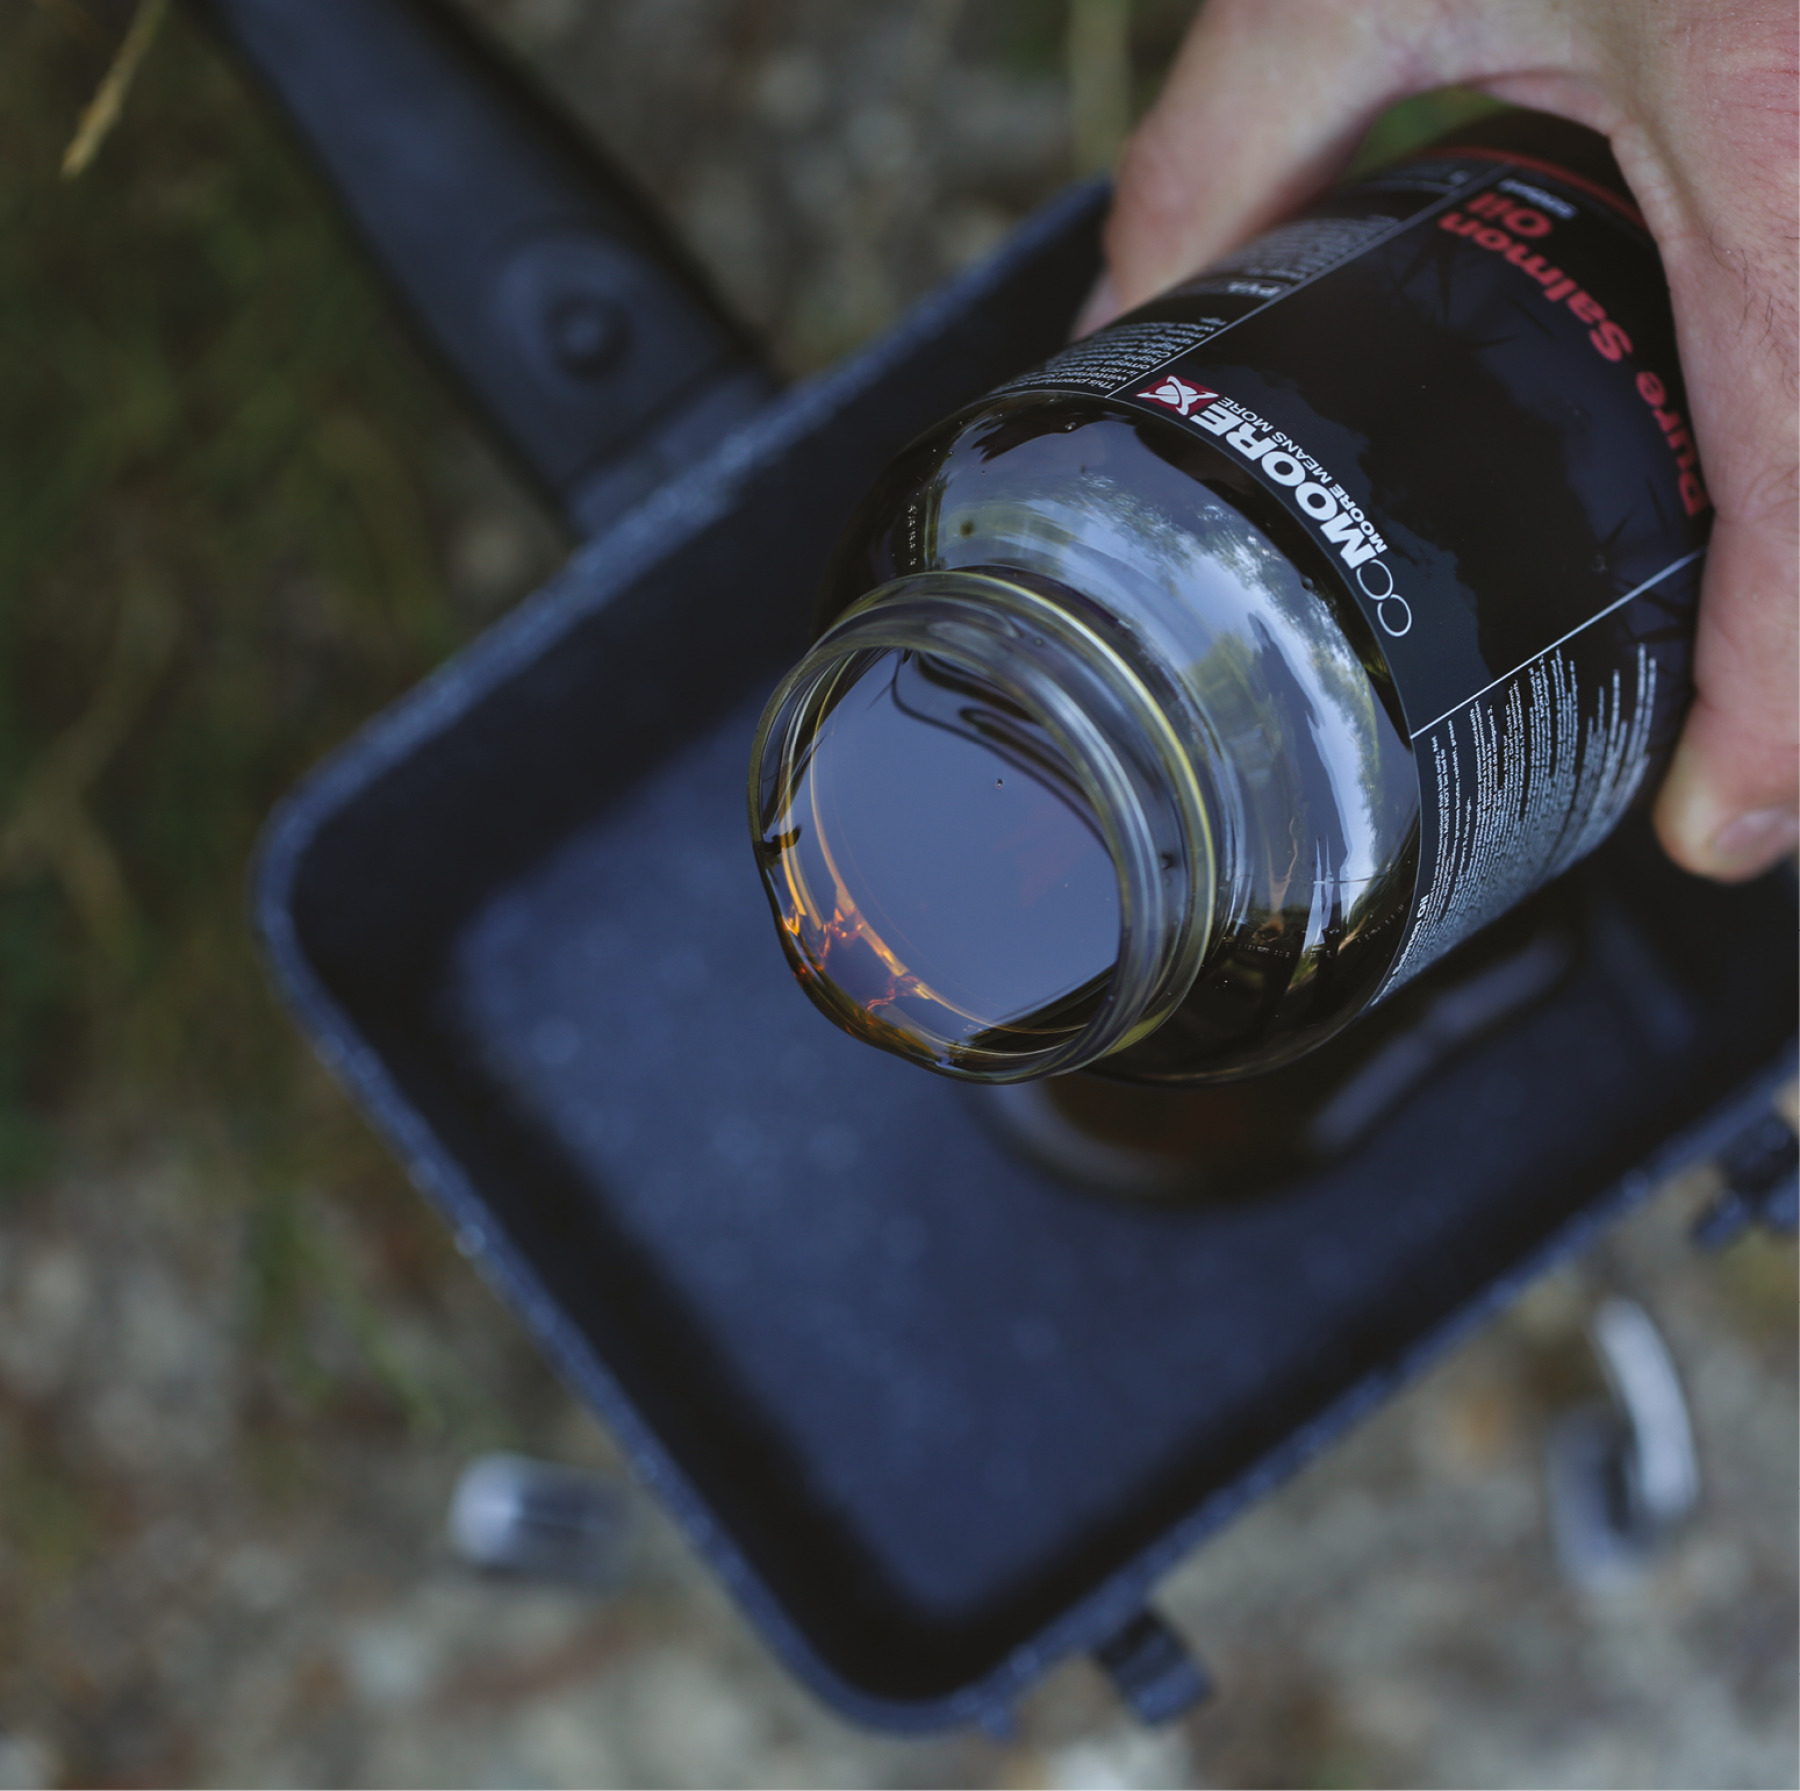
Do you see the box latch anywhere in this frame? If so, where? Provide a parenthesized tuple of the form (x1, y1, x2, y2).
(1694, 1111, 1799, 1247)
(1093, 1607, 1211, 1725)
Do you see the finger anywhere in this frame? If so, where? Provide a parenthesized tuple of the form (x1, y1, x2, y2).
(1615, 42, 1800, 879)
(1095, 0, 1446, 321)
(1087, 0, 1622, 330)
(1652, 511, 1799, 880)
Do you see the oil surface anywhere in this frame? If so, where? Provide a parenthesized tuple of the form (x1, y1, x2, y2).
(759, 648, 1120, 1065)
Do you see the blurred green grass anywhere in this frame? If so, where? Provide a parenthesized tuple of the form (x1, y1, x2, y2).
(1, 3, 471, 1189)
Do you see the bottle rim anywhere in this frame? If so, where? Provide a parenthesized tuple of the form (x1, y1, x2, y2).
(748, 569, 1216, 1082)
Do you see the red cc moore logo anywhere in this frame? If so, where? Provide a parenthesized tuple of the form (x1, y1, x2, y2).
(1135, 375, 1218, 417)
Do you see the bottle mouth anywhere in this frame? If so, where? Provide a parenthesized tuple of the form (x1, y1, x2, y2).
(749, 570, 1215, 1082)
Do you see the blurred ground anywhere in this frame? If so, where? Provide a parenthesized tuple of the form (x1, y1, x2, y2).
(0, 2, 1794, 1786)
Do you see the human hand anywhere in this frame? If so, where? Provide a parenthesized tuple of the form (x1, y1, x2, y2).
(1083, 0, 1797, 881)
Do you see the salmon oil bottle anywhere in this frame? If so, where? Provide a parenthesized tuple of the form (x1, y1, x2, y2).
(750, 113, 1709, 1085)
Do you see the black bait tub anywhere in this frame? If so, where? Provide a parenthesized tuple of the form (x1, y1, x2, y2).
(207, 0, 1799, 1733)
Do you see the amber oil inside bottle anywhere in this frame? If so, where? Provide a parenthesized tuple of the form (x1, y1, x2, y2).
(751, 399, 1420, 1086)
(751, 570, 1217, 1081)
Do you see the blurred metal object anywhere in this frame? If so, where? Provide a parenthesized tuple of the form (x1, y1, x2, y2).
(1692, 1111, 1800, 1249)
(448, 1452, 633, 1588)
(1547, 1298, 1699, 1590)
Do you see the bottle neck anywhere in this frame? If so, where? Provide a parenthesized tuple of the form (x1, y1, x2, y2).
(750, 568, 1221, 1081)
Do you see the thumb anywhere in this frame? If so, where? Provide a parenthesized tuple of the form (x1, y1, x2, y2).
(1651, 511, 1800, 880)
(1092, 0, 1444, 323)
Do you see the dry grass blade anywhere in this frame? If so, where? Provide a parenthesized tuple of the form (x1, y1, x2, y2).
(0, 581, 179, 953)
(60, 0, 169, 180)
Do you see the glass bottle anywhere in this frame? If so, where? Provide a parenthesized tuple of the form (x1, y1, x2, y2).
(750, 111, 1710, 1086)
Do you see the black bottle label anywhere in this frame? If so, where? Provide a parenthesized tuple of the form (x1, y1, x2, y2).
(1000, 146, 1710, 992)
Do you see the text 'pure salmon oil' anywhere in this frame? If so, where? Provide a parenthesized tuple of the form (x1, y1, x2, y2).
(750, 112, 1709, 1086)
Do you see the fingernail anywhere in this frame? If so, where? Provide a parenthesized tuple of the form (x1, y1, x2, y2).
(1658, 743, 1799, 880)
(1072, 273, 1118, 339)
(1705, 806, 1800, 878)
